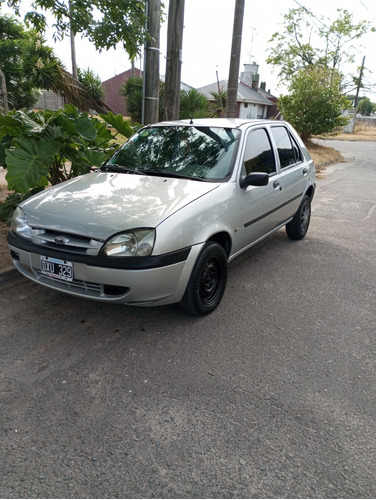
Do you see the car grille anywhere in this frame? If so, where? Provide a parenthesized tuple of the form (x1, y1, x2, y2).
(30, 229, 103, 255)
(34, 270, 103, 293)
(16, 262, 130, 299)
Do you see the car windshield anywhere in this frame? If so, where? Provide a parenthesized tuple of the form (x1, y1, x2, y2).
(102, 125, 240, 181)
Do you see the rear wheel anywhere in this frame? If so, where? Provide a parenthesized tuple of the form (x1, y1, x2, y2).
(180, 242, 227, 316)
(286, 195, 311, 240)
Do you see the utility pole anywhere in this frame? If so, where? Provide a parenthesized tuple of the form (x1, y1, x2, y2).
(164, 0, 185, 120)
(143, 0, 161, 124)
(354, 55, 365, 110)
(69, 0, 78, 80)
(345, 56, 366, 134)
(216, 69, 224, 117)
(225, 0, 245, 118)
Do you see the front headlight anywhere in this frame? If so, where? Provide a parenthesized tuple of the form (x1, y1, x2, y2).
(101, 229, 155, 257)
(11, 207, 32, 239)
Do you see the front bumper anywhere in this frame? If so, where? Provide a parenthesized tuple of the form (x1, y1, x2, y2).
(7, 231, 202, 306)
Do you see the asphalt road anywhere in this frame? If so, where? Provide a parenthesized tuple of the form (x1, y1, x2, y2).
(1, 140, 375, 499)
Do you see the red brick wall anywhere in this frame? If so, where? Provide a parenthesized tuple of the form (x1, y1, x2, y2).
(102, 68, 143, 115)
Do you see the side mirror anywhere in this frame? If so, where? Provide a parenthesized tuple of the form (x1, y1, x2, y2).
(240, 172, 269, 189)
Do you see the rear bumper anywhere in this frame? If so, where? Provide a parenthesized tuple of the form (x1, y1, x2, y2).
(7, 232, 202, 306)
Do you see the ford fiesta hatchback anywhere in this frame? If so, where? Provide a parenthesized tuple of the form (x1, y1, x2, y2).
(8, 118, 315, 315)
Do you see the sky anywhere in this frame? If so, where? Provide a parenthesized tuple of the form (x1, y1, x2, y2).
(2, 0, 376, 99)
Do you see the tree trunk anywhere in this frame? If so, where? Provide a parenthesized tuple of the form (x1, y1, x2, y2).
(69, 0, 78, 80)
(0, 68, 9, 114)
(70, 30, 78, 80)
(164, 0, 185, 121)
(225, 0, 245, 118)
(143, 0, 161, 124)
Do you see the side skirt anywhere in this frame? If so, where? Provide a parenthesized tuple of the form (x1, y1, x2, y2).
(228, 217, 293, 263)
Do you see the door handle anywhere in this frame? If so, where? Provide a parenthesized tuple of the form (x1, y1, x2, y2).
(273, 181, 282, 190)
(303, 167, 308, 175)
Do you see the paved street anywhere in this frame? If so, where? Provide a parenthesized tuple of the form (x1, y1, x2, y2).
(1, 140, 375, 498)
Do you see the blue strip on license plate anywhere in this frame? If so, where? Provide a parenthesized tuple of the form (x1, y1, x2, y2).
(40, 256, 73, 282)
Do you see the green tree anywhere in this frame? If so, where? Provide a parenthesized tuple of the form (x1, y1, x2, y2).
(179, 89, 209, 119)
(0, 15, 41, 109)
(0, 14, 108, 112)
(7, 0, 148, 60)
(78, 68, 105, 102)
(278, 66, 351, 142)
(267, 7, 374, 92)
(357, 97, 376, 116)
(209, 90, 227, 118)
(121, 80, 210, 123)
(120, 76, 143, 123)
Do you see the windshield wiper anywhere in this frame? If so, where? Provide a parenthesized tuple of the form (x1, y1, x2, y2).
(100, 164, 145, 174)
(142, 168, 206, 181)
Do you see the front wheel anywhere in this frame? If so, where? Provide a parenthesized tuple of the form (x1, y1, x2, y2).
(286, 195, 311, 240)
(180, 242, 228, 316)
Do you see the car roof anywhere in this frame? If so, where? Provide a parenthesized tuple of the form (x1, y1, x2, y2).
(155, 118, 273, 129)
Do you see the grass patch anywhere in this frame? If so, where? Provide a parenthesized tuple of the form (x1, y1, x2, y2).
(306, 141, 344, 175)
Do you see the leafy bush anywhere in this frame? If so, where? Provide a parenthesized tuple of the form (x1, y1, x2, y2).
(180, 89, 209, 119)
(120, 76, 143, 123)
(78, 68, 105, 101)
(0, 105, 133, 220)
(278, 66, 351, 141)
(357, 97, 376, 117)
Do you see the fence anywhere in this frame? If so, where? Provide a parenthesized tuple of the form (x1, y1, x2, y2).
(355, 116, 376, 127)
(34, 91, 65, 111)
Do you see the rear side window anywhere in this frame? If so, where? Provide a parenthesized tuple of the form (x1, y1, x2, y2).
(290, 134, 303, 163)
(271, 126, 302, 168)
(243, 128, 276, 175)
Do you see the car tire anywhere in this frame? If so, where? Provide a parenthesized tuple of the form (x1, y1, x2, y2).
(180, 242, 228, 316)
(286, 194, 311, 240)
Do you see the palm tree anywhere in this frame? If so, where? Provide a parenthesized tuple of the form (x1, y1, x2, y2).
(22, 34, 111, 113)
(77, 68, 105, 102)
(120, 76, 143, 123)
(179, 89, 209, 119)
(209, 90, 227, 117)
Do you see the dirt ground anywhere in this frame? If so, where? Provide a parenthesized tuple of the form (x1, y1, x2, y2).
(1, 127, 376, 274)
(0, 179, 13, 272)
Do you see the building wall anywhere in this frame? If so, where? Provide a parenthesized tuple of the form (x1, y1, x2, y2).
(35, 91, 65, 110)
(239, 103, 267, 119)
(102, 68, 143, 115)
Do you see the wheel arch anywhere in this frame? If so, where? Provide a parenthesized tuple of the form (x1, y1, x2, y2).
(305, 183, 315, 201)
(207, 231, 232, 257)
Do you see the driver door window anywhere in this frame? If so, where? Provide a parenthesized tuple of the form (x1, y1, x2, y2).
(243, 128, 276, 175)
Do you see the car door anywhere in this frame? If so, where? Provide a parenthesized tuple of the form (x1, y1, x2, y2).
(233, 127, 284, 257)
(269, 125, 309, 222)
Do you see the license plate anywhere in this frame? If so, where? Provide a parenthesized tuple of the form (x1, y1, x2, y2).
(40, 256, 73, 282)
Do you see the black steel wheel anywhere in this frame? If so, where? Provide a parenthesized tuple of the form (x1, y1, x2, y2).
(180, 242, 228, 316)
(286, 195, 312, 240)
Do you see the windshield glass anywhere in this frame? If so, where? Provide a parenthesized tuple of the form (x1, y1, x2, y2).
(103, 125, 240, 181)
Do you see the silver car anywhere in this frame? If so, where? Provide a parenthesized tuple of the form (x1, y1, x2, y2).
(8, 118, 315, 315)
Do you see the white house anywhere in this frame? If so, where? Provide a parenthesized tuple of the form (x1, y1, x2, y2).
(198, 62, 277, 119)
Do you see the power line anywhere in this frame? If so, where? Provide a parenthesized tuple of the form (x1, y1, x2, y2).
(291, 0, 330, 31)
(358, 0, 376, 21)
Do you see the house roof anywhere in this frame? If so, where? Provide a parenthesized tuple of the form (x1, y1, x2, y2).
(257, 86, 277, 100)
(198, 79, 273, 106)
(159, 75, 193, 92)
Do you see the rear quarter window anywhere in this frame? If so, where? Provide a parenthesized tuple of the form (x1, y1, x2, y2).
(271, 126, 302, 168)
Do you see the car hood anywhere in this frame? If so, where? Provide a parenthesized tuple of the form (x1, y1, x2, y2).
(21, 171, 220, 240)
